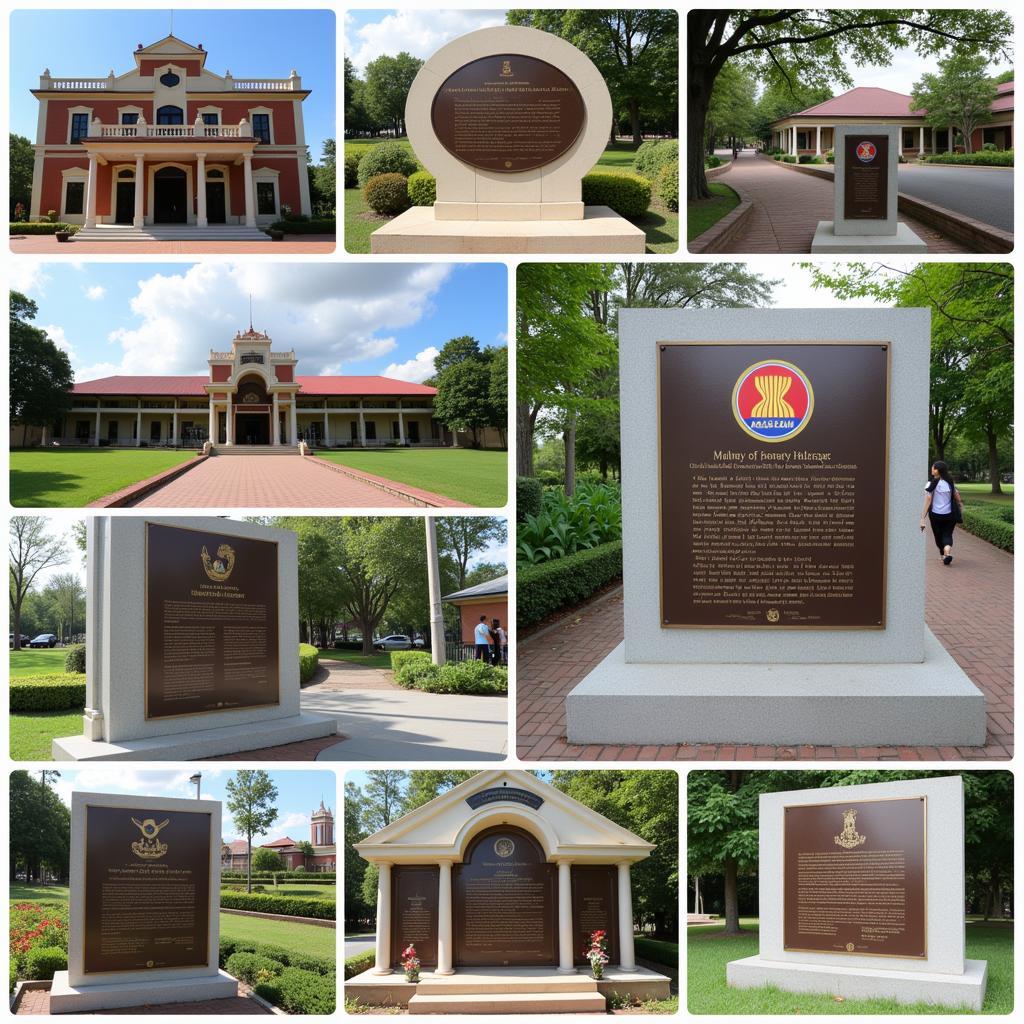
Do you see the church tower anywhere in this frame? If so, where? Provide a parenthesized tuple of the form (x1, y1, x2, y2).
(311, 799, 334, 847)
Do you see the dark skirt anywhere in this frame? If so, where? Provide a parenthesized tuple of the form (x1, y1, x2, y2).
(928, 510, 957, 553)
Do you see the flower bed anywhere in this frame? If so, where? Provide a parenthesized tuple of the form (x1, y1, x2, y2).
(9, 901, 69, 988)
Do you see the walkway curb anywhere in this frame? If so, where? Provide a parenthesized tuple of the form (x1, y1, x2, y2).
(705, 160, 734, 180)
(308, 455, 471, 508)
(88, 453, 209, 507)
(688, 184, 754, 254)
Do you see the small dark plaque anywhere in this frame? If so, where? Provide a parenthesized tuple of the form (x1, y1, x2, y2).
(391, 866, 439, 968)
(431, 54, 585, 173)
(571, 866, 618, 966)
(784, 797, 927, 958)
(83, 804, 211, 974)
(659, 342, 889, 629)
(146, 522, 280, 719)
(843, 134, 889, 220)
(466, 787, 544, 811)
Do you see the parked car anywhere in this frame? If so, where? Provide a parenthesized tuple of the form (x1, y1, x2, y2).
(28, 634, 58, 648)
(374, 634, 413, 651)
(9, 633, 30, 648)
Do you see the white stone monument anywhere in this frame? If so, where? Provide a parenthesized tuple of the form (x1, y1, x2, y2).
(369, 26, 647, 254)
(811, 125, 927, 252)
(727, 775, 987, 1011)
(52, 516, 337, 760)
(50, 790, 237, 1012)
(566, 308, 987, 747)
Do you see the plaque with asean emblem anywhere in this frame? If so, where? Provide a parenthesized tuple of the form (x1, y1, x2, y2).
(145, 522, 279, 719)
(658, 342, 889, 629)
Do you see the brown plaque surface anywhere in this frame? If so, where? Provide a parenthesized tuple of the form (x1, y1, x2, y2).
(784, 797, 926, 958)
(146, 522, 280, 719)
(659, 342, 889, 628)
(571, 866, 618, 966)
(431, 54, 585, 173)
(843, 134, 889, 220)
(454, 826, 557, 966)
(391, 866, 439, 968)
(83, 804, 211, 974)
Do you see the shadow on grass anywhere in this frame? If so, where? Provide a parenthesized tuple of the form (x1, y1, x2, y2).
(10, 469, 87, 506)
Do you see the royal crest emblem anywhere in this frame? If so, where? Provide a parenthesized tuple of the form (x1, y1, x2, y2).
(500, 59, 513, 77)
(131, 817, 170, 859)
(494, 837, 515, 858)
(766, 609, 780, 623)
(834, 808, 867, 849)
(732, 360, 814, 443)
(856, 140, 877, 163)
(201, 543, 236, 582)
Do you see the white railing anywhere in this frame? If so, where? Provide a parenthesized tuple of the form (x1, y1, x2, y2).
(45, 77, 110, 89)
(96, 123, 249, 139)
(209, 352, 234, 360)
(231, 78, 297, 91)
(270, 351, 296, 361)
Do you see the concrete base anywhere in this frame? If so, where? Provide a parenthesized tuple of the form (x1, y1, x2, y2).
(369, 205, 647, 254)
(49, 969, 238, 1013)
(811, 220, 928, 253)
(726, 956, 988, 1011)
(52, 711, 337, 760)
(565, 628, 987, 746)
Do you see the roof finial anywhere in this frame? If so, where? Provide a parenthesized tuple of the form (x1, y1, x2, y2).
(249, 293, 253, 332)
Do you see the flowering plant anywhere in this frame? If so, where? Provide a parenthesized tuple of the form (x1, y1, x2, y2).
(400, 943, 421, 982)
(583, 929, 610, 979)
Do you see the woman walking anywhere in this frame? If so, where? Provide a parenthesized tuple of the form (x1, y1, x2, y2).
(920, 460, 964, 566)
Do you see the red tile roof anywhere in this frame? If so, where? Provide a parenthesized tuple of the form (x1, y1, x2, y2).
(261, 836, 299, 849)
(777, 83, 1014, 122)
(72, 375, 437, 396)
(225, 839, 248, 854)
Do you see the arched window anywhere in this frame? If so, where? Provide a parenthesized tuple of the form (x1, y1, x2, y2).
(118, 168, 134, 179)
(156, 105, 184, 125)
(207, 169, 224, 179)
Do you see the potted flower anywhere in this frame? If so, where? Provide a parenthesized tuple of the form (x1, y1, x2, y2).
(55, 227, 71, 243)
(583, 929, 610, 980)
(400, 944, 421, 983)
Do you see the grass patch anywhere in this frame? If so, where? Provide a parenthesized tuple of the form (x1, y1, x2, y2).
(10, 883, 69, 903)
(218, 911, 336, 961)
(223, 883, 337, 900)
(344, 997, 404, 1014)
(9, 649, 68, 677)
(958, 482, 1013, 504)
(688, 919, 1012, 1014)
(606, 992, 679, 1014)
(10, 448, 196, 507)
(687, 182, 740, 243)
(10, 710, 81, 760)
(317, 648, 391, 669)
(317, 448, 507, 507)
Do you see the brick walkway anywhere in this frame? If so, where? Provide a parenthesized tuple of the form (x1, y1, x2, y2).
(9, 237, 334, 255)
(517, 530, 1012, 761)
(720, 154, 968, 253)
(14, 983, 271, 1014)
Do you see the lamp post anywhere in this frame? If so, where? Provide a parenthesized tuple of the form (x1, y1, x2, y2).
(425, 518, 446, 666)
(190, 772, 202, 799)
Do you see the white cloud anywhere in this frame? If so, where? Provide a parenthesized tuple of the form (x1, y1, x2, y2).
(383, 345, 439, 382)
(84, 285, 106, 301)
(10, 263, 50, 295)
(40, 324, 76, 359)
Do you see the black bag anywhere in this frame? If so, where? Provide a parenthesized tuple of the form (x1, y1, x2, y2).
(953, 486, 964, 524)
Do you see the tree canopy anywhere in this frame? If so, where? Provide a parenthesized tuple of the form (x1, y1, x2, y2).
(10, 771, 71, 884)
(225, 770, 279, 892)
(910, 52, 997, 153)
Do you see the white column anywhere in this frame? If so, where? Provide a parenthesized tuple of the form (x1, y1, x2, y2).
(208, 401, 217, 444)
(323, 406, 329, 447)
(372, 863, 392, 974)
(789, 126, 796, 155)
(815, 125, 821, 155)
(436, 861, 454, 975)
(897, 127, 903, 156)
(272, 393, 281, 445)
(93, 406, 101, 446)
(133, 153, 144, 227)
(242, 153, 256, 226)
(358, 405, 366, 446)
(225, 392, 233, 445)
(84, 153, 99, 227)
(135, 403, 142, 447)
(617, 862, 637, 971)
(398, 406, 406, 445)
(171, 402, 178, 445)
(289, 399, 298, 445)
(196, 152, 207, 227)
(557, 861, 575, 973)
(918, 126, 924, 155)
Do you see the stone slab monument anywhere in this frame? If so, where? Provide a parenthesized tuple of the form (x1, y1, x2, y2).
(727, 775, 987, 1010)
(50, 790, 238, 1012)
(52, 516, 337, 760)
(811, 125, 927, 253)
(565, 308, 987, 747)
(369, 26, 646, 254)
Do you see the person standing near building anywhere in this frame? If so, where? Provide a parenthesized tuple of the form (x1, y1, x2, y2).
(496, 621, 508, 665)
(474, 615, 492, 660)
(920, 460, 964, 565)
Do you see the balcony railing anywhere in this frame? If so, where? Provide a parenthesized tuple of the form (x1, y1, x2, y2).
(40, 71, 302, 91)
(93, 120, 251, 140)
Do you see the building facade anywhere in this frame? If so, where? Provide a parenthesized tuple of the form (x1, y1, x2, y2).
(443, 575, 509, 644)
(222, 800, 336, 872)
(30, 34, 312, 229)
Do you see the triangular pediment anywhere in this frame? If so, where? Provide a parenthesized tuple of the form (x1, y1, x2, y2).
(138, 34, 205, 55)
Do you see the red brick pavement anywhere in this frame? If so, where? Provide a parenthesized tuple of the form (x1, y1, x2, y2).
(516, 530, 1012, 762)
(10, 236, 334, 255)
(717, 154, 968, 254)
(14, 982, 271, 1014)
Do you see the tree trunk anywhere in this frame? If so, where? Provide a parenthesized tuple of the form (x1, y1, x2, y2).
(687, 38, 715, 200)
(986, 425, 1002, 493)
(629, 97, 642, 148)
(246, 836, 252, 893)
(563, 414, 576, 497)
(13, 599, 22, 651)
(722, 857, 742, 935)
(516, 401, 535, 476)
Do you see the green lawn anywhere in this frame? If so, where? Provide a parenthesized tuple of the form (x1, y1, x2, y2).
(688, 920, 1013, 1014)
(10, 883, 69, 903)
(9, 648, 67, 676)
(223, 883, 337, 900)
(959, 482, 1014, 505)
(318, 448, 507, 506)
(687, 182, 740, 243)
(10, 448, 196, 507)
(10, 710, 81, 761)
(219, 911, 336, 961)
(317, 649, 391, 669)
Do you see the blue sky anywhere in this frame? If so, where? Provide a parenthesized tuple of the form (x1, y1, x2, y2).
(13, 262, 508, 383)
(47, 767, 336, 844)
(9, 8, 336, 159)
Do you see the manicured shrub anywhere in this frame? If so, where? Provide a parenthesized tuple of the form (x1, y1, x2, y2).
(632, 937, 679, 967)
(798, 154, 819, 163)
(390, 650, 431, 673)
(299, 643, 319, 684)
(982, 141, 997, 151)
(257, 966, 336, 1015)
(781, 155, 797, 163)
(516, 476, 543, 521)
(344, 152, 360, 188)
(345, 949, 375, 980)
(220, 871, 336, 882)
(518, 540, 623, 628)
(64, 644, 85, 674)
(826, 150, 835, 163)
(363, 173, 411, 215)
(772, 153, 782, 160)
(633, 139, 678, 180)
(407, 170, 436, 206)
(226, 951, 284, 986)
(656, 159, 679, 211)
(10, 674, 86, 712)
(356, 141, 418, 186)
(266, 218, 336, 235)
(923, 149, 1013, 166)
(219, 937, 334, 976)
(394, 657, 507, 695)
(582, 172, 651, 218)
(704, 153, 722, 169)
(394, 659, 440, 687)
(25, 947, 67, 981)
(219, 890, 335, 920)
(9, 222, 81, 235)
(962, 503, 1014, 552)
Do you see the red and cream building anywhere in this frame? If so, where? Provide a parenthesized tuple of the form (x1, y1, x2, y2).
(221, 801, 337, 873)
(30, 34, 312, 231)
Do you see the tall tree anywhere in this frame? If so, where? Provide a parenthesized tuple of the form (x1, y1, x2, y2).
(706, 62, 757, 151)
(9, 771, 71, 884)
(344, 781, 370, 926)
(225, 770, 279, 893)
(436, 517, 507, 589)
(9, 517, 67, 650)
(361, 770, 407, 832)
(43, 572, 85, 644)
(403, 770, 479, 812)
(10, 134, 34, 218)
(363, 53, 423, 136)
(910, 53, 997, 154)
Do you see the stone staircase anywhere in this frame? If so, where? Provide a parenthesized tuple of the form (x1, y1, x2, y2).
(407, 973, 607, 1014)
(210, 445, 300, 456)
(73, 224, 270, 243)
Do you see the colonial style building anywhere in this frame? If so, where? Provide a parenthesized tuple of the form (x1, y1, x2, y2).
(30, 34, 312, 234)
(768, 82, 1014, 157)
(222, 800, 336, 873)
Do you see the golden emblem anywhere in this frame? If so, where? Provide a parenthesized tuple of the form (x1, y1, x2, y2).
(201, 543, 236, 582)
(500, 59, 513, 77)
(131, 817, 170, 860)
(846, 942, 855, 952)
(766, 609, 780, 623)
(751, 374, 796, 419)
(494, 837, 515, 858)
(834, 808, 866, 849)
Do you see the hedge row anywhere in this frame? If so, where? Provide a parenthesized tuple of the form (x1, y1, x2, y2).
(219, 936, 334, 975)
(923, 150, 1013, 166)
(961, 502, 1014, 552)
(390, 650, 430, 673)
(10, 674, 86, 712)
(344, 948, 376, 980)
(256, 966, 336, 1015)
(633, 936, 679, 968)
(220, 890, 335, 920)
(25, 947, 67, 981)
(518, 540, 623, 628)
(9, 222, 81, 235)
(633, 139, 677, 180)
(393, 656, 508, 695)
(64, 644, 85, 673)
(220, 941, 335, 1015)
(517, 476, 543, 521)
(299, 643, 319, 684)
(267, 218, 336, 235)
(581, 171, 651, 218)
(221, 871, 336, 881)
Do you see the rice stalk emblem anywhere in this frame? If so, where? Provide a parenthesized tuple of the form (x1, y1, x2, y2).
(834, 808, 866, 849)
(201, 543, 236, 582)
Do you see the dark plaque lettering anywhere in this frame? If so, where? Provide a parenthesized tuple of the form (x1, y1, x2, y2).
(843, 134, 889, 220)
(659, 342, 888, 628)
(454, 827, 556, 966)
(784, 798, 926, 958)
(466, 787, 544, 811)
(83, 804, 211, 974)
(571, 866, 618, 966)
(146, 522, 280, 719)
(431, 54, 585, 173)
(391, 866, 439, 968)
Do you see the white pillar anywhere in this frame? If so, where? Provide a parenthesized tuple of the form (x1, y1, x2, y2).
(84, 153, 99, 227)
(557, 861, 575, 973)
(225, 392, 233, 445)
(815, 125, 821, 156)
(918, 126, 924, 155)
(272, 392, 281, 445)
(436, 861, 454, 974)
(323, 406, 329, 447)
(789, 126, 795, 155)
(135, 404, 142, 447)
(171, 403, 178, 446)
(196, 152, 207, 227)
(358, 406, 366, 446)
(242, 153, 256, 227)
(93, 406, 101, 446)
(897, 127, 903, 156)
(617, 862, 636, 971)
(398, 406, 406, 445)
(289, 400, 298, 445)
(208, 401, 217, 444)
(133, 152, 144, 227)
(373, 863, 392, 974)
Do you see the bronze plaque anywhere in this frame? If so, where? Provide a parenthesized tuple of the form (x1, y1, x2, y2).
(391, 866, 439, 968)
(843, 134, 889, 220)
(83, 804, 211, 974)
(146, 522, 280, 719)
(454, 827, 557, 966)
(431, 54, 586, 173)
(571, 866, 618, 966)
(659, 342, 889, 629)
(784, 797, 926, 958)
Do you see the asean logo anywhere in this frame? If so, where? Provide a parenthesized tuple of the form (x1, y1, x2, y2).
(732, 360, 814, 443)
(856, 140, 877, 163)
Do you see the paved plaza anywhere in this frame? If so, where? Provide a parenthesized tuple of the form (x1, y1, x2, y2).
(9, 237, 335, 255)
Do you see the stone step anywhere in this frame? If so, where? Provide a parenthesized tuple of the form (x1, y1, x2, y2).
(416, 976, 599, 995)
(211, 446, 300, 455)
(407, 991, 607, 1014)
(74, 225, 270, 242)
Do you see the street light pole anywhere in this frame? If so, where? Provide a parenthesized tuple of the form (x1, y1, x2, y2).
(190, 772, 202, 799)
(425, 518, 447, 667)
